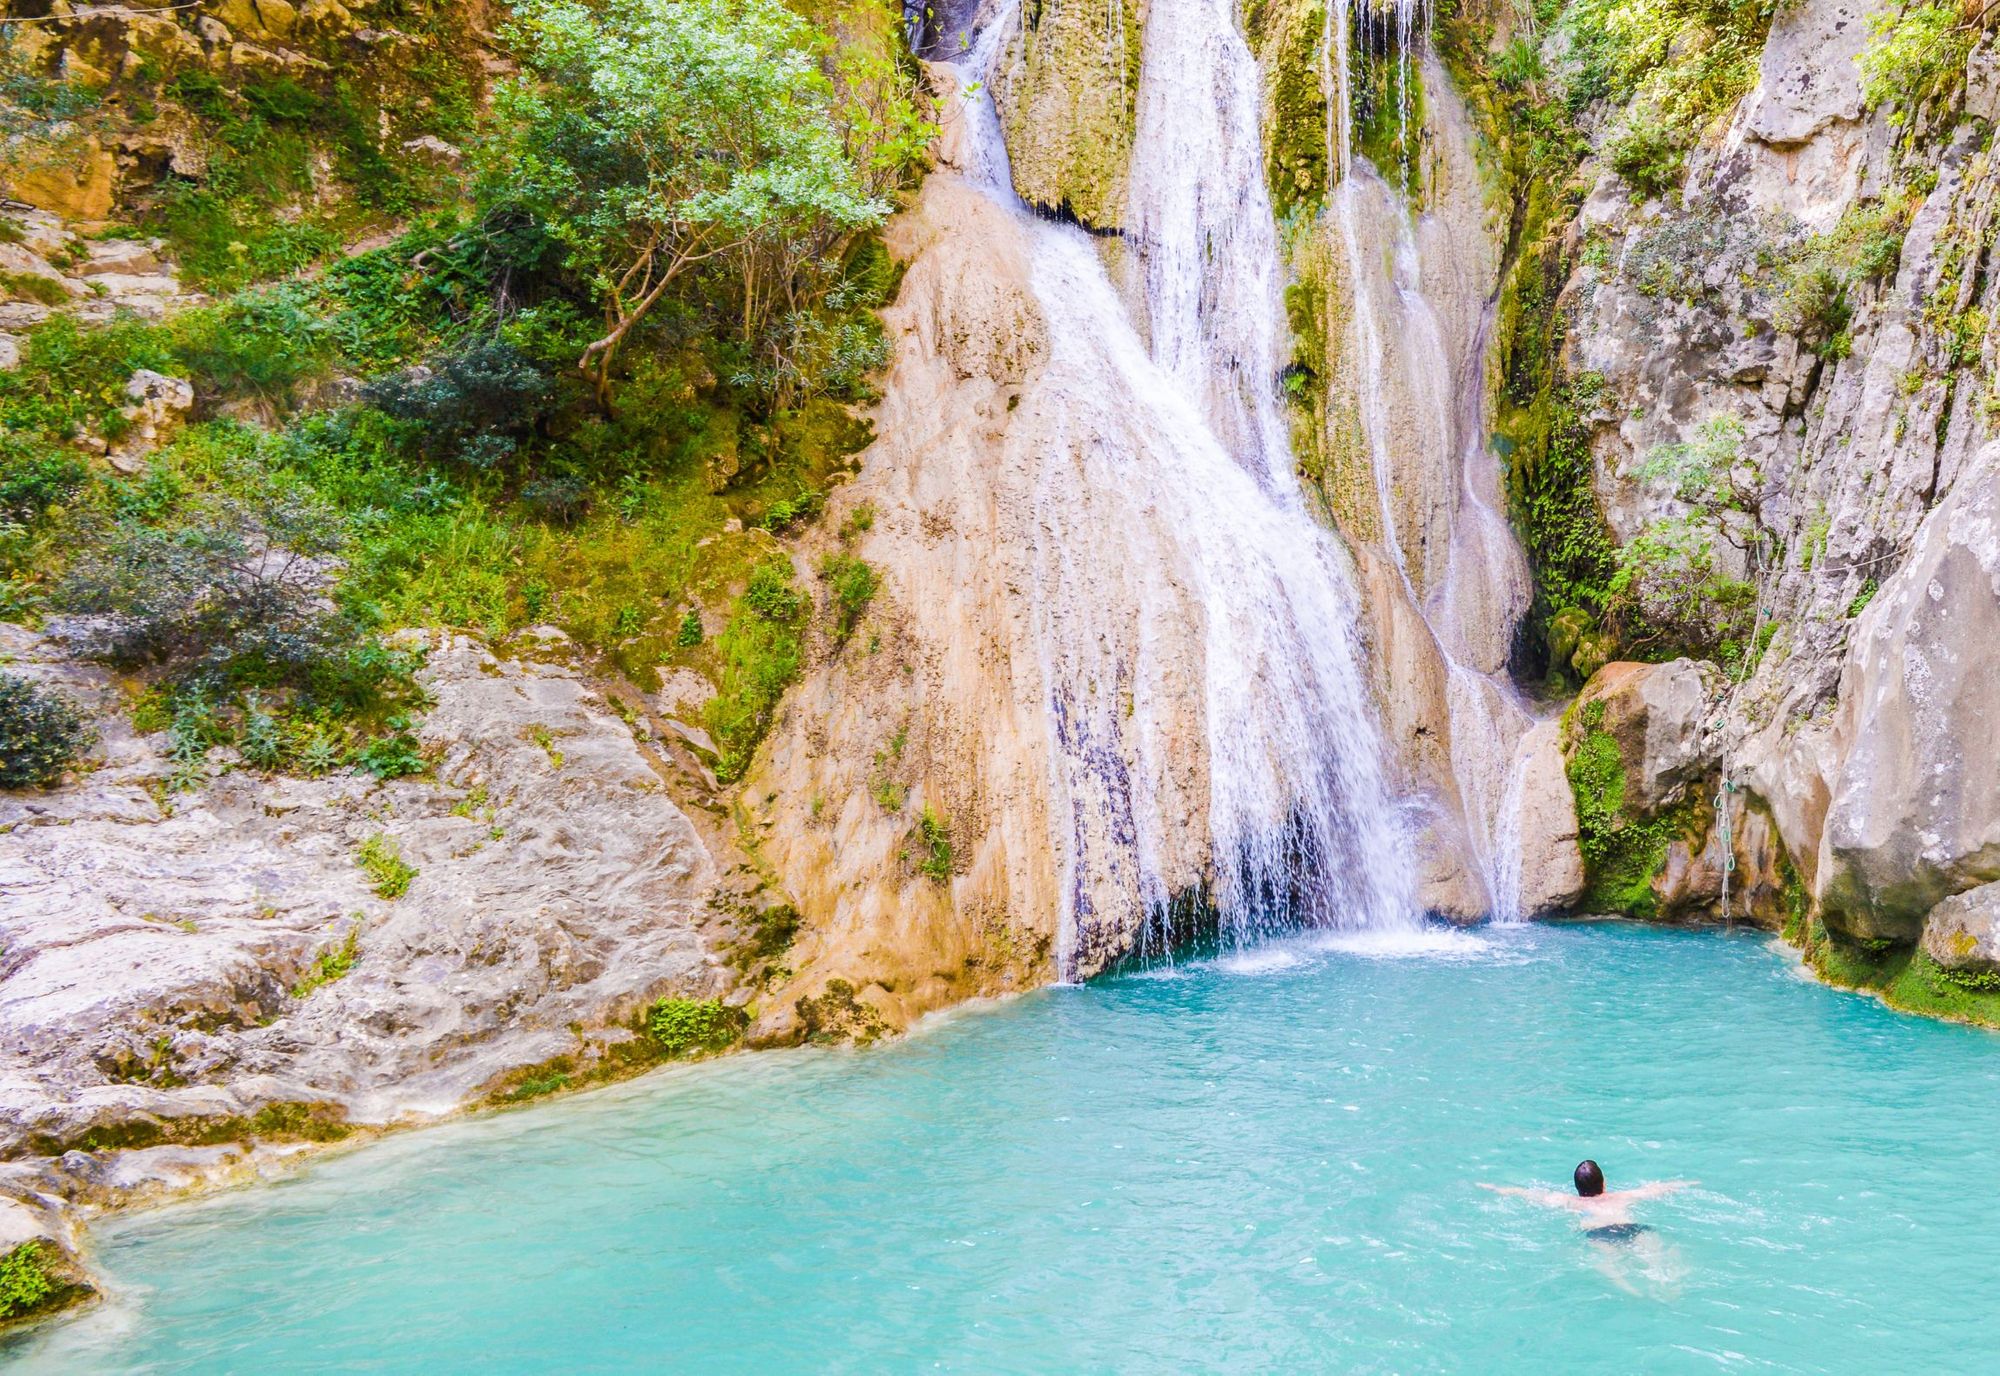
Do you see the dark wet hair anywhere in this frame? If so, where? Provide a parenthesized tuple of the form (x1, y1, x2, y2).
(1574, 1160, 1605, 1197)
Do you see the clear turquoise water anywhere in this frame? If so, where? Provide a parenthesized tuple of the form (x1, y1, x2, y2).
(14, 922, 2000, 1374)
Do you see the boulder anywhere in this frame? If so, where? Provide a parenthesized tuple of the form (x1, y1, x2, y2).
(1569, 659, 1726, 814)
(4, 137, 118, 221)
(1818, 442, 2000, 941)
(1513, 718, 1586, 919)
(1920, 882, 2000, 979)
(105, 370, 195, 475)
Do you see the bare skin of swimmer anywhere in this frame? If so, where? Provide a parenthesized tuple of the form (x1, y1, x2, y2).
(1477, 1180, 1694, 1229)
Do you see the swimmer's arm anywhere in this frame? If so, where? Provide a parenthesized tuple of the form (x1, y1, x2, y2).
(1631, 1179, 1698, 1199)
(1477, 1184, 1570, 1206)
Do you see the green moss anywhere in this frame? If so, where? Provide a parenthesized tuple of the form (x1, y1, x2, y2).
(357, 834, 417, 900)
(819, 551, 878, 644)
(1247, 0, 1331, 216)
(1797, 920, 2000, 1029)
(1563, 699, 1707, 918)
(705, 558, 807, 783)
(795, 977, 887, 1046)
(915, 805, 953, 883)
(24, 1100, 351, 1157)
(291, 922, 362, 999)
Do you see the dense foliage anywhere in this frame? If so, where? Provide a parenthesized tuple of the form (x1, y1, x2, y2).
(2, 0, 929, 798)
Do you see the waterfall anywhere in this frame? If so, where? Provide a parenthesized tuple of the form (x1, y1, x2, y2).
(1320, 3, 1540, 921)
(950, 4, 1417, 974)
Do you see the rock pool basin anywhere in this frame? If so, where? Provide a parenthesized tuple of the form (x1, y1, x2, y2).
(11, 922, 1998, 1373)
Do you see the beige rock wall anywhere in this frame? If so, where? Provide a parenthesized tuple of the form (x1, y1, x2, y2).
(990, 0, 1146, 232)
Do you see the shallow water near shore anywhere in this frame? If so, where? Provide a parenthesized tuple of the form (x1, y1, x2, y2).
(15, 922, 2000, 1373)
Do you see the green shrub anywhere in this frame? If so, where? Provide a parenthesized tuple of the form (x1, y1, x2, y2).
(361, 336, 556, 470)
(56, 484, 356, 687)
(645, 997, 747, 1058)
(0, 672, 94, 788)
(1775, 197, 1911, 357)
(1608, 108, 1686, 199)
(357, 833, 417, 899)
(1858, 3, 1986, 126)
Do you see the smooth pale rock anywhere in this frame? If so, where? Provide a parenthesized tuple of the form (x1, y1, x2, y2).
(1737, 0, 1868, 146)
(105, 370, 195, 474)
(0, 634, 727, 1158)
(1514, 719, 1586, 919)
(1920, 882, 2000, 977)
(0, 242, 77, 297)
(0, 206, 71, 259)
(78, 241, 165, 277)
(1817, 442, 2000, 942)
(1571, 660, 1725, 814)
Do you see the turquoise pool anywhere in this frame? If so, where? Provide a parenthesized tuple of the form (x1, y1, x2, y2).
(13, 923, 1998, 1373)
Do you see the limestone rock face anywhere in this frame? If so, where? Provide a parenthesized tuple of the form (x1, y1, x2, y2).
(0, 632, 727, 1159)
(1920, 882, 2000, 979)
(990, 0, 1144, 232)
(1554, 0, 2000, 944)
(1289, 57, 1533, 920)
(1512, 718, 1586, 919)
(743, 127, 1075, 1033)
(1573, 660, 1725, 814)
(1817, 443, 2000, 941)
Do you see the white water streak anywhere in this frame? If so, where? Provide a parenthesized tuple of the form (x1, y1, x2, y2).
(954, 3, 1416, 968)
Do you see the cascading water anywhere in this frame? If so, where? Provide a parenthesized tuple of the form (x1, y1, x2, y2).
(1318, 2, 1541, 922)
(949, 3, 1417, 974)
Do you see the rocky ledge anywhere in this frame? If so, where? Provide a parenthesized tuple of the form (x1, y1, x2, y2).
(0, 626, 765, 1323)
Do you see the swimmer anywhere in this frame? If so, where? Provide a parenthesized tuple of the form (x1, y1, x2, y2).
(1481, 1161, 1696, 1293)
(1480, 1160, 1695, 1237)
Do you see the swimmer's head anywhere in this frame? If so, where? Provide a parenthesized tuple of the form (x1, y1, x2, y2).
(1574, 1160, 1605, 1197)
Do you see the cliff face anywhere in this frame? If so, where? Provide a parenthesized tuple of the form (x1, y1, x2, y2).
(1510, 0, 2000, 1005)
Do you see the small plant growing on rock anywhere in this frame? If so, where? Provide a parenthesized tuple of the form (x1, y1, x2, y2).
(0, 672, 94, 789)
(915, 805, 953, 884)
(291, 921, 362, 999)
(0, 1241, 69, 1322)
(357, 834, 417, 899)
(645, 997, 747, 1058)
(819, 552, 877, 643)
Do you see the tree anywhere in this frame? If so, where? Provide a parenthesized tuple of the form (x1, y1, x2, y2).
(488, 0, 888, 404)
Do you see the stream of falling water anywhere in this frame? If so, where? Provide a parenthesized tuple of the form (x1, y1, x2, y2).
(954, 6, 1417, 973)
(1320, 2, 1540, 922)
